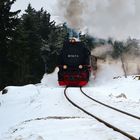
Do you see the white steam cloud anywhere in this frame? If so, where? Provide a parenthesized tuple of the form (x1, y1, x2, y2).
(57, 0, 140, 40)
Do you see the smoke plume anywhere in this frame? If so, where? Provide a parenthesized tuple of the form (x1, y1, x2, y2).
(58, 0, 84, 30)
(57, 0, 140, 75)
(57, 0, 140, 40)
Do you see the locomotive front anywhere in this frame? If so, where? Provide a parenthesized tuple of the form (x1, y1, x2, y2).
(58, 38, 91, 86)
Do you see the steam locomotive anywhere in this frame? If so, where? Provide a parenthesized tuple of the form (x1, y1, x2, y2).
(58, 38, 91, 86)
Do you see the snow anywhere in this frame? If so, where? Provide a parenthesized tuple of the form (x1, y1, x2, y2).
(0, 64, 140, 140)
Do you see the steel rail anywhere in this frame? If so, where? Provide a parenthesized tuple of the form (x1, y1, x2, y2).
(64, 87, 138, 140)
(80, 87, 140, 120)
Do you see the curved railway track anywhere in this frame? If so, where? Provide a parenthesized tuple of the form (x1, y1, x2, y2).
(64, 87, 139, 140)
(80, 87, 140, 120)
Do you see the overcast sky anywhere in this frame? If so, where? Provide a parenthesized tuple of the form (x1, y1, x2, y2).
(12, 0, 57, 15)
(12, 0, 140, 40)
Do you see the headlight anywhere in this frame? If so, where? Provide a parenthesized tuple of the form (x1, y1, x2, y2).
(79, 65, 83, 69)
(63, 65, 67, 69)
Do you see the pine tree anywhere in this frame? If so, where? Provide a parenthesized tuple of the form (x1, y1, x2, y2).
(39, 9, 55, 40)
(112, 41, 124, 59)
(41, 24, 68, 73)
(111, 41, 127, 77)
(80, 35, 96, 50)
(125, 38, 140, 55)
(10, 4, 45, 84)
(0, 0, 20, 89)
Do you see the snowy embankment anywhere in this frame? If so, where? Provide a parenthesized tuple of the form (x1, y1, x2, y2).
(0, 64, 140, 140)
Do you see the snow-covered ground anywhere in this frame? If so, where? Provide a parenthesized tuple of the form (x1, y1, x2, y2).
(0, 64, 140, 140)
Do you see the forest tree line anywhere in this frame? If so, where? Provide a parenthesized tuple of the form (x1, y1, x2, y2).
(0, 0, 140, 90)
(0, 0, 69, 90)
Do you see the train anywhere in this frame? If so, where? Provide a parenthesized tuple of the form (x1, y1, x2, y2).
(58, 38, 91, 86)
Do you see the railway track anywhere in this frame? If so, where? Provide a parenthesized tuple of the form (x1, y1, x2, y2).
(80, 87, 140, 120)
(64, 87, 139, 140)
